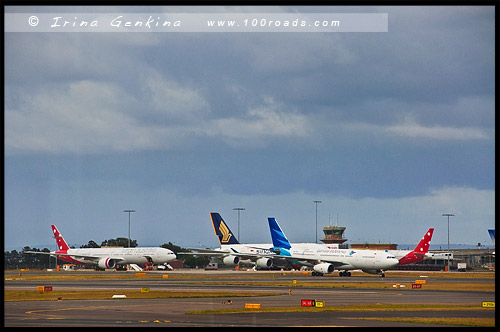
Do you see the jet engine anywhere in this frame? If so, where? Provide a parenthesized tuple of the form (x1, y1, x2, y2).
(312, 263, 334, 275)
(222, 255, 239, 266)
(255, 257, 272, 268)
(98, 257, 116, 269)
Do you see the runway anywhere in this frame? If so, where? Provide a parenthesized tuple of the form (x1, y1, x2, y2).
(4, 270, 495, 327)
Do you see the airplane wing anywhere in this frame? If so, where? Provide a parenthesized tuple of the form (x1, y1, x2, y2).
(272, 253, 350, 268)
(24, 251, 53, 255)
(181, 248, 229, 255)
(24, 251, 96, 258)
(179, 248, 278, 261)
(24, 251, 126, 264)
(178, 249, 232, 257)
(24, 251, 101, 260)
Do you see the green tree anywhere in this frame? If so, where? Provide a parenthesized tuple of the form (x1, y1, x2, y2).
(4, 250, 21, 269)
(182, 254, 210, 268)
(101, 238, 137, 247)
(6, 247, 52, 269)
(81, 240, 100, 248)
(161, 242, 183, 254)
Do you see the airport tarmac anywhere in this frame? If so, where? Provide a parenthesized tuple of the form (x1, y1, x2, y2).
(4, 270, 495, 327)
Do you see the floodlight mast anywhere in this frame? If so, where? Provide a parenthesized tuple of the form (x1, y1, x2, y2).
(442, 213, 454, 271)
(314, 201, 322, 243)
(233, 208, 245, 241)
(124, 210, 136, 248)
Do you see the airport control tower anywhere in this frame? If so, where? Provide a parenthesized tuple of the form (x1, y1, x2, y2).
(320, 225, 348, 246)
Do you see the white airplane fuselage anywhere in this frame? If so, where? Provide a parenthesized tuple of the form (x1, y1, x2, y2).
(217, 243, 275, 255)
(281, 243, 399, 271)
(54, 247, 176, 267)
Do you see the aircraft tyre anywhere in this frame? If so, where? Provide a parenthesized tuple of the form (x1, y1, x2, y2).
(311, 271, 324, 276)
(339, 271, 351, 277)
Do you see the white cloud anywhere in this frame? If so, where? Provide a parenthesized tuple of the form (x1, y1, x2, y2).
(386, 116, 489, 140)
(5, 78, 311, 154)
(203, 97, 311, 146)
(342, 115, 489, 142)
(143, 71, 210, 123)
(5, 79, 208, 154)
(244, 33, 356, 74)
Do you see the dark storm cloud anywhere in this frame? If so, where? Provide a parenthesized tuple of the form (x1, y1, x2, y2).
(4, 6, 495, 250)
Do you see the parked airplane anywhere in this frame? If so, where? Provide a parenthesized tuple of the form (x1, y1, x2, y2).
(25, 225, 177, 270)
(388, 228, 434, 265)
(180, 212, 279, 269)
(268, 217, 399, 277)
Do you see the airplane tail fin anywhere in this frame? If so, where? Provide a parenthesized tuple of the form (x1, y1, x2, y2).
(488, 229, 495, 242)
(51, 225, 70, 252)
(399, 227, 434, 265)
(413, 228, 434, 254)
(268, 217, 291, 250)
(210, 212, 239, 245)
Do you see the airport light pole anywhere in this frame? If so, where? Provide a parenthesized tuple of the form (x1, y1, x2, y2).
(442, 213, 454, 271)
(233, 208, 245, 241)
(314, 200, 322, 243)
(124, 210, 135, 248)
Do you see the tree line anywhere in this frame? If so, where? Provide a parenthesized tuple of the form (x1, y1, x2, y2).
(4, 238, 210, 270)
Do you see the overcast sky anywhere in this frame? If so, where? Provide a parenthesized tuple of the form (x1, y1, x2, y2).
(4, 5, 495, 251)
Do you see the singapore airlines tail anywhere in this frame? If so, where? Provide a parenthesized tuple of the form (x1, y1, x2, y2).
(398, 228, 434, 265)
(210, 212, 240, 245)
(51, 224, 70, 252)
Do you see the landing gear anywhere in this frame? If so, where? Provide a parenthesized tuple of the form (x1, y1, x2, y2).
(339, 271, 351, 277)
(380, 270, 385, 278)
(115, 264, 127, 271)
(312, 271, 324, 276)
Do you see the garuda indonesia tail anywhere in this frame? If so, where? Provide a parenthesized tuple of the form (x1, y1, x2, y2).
(210, 212, 240, 245)
(268, 217, 292, 253)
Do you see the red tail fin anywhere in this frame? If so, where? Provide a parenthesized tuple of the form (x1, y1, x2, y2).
(414, 228, 434, 254)
(399, 228, 434, 265)
(51, 225, 70, 252)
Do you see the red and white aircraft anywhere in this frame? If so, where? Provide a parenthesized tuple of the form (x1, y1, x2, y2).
(25, 225, 176, 270)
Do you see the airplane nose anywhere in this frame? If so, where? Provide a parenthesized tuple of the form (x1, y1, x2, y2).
(384, 257, 399, 268)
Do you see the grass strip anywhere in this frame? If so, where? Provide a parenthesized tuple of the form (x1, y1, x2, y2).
(355, 317, 495, 327)
(187, 304, 494, 315)
(4, 290, 282, 302)
(184, 281, 494, 292)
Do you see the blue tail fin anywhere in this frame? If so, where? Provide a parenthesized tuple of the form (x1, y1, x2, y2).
(210, 212, 239, 245)
(268, 217, 291, 250)
(488, 229, 495, 241)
